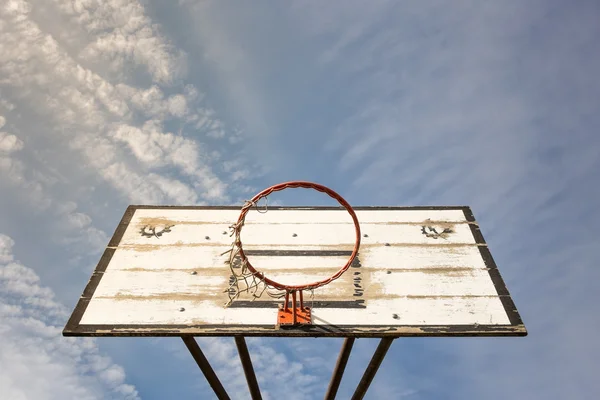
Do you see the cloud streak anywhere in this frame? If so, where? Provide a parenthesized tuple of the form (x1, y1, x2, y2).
(2, 1, 599, 399)
(172, 1, 600, 398)
(0, 234, 139, 399)
(0, 0, 239, 206)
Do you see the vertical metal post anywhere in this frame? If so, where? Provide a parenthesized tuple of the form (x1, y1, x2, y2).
(350, 338, 394, 400)
(299, 290, 304, 309)
(235, 337, 262, 400)
(324, 338, 355, 400)
(292, 291, 298, 324)
(284, 292, 290, 311)
(181, 336, 231, 400)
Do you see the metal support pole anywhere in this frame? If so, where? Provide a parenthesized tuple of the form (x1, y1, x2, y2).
(181, 336, 231, 400)
(324, 338, 355, 400)
(350, 338, 394, 400)
(235, 336, 262, 400)
(292, 291, 298, 324)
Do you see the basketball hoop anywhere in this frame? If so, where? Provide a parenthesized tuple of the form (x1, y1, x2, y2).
(227, 181, 361, 325)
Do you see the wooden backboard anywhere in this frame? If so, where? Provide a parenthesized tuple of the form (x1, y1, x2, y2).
(63, 206, 526, 337)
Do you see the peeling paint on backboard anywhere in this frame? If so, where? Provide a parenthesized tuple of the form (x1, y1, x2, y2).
(63, 206, 526, 337)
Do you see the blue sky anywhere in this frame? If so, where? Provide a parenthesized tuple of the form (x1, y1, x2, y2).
(1, 0, 599, 398)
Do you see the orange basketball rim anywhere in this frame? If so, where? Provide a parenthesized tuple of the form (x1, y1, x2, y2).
(233, 181, 362, 292)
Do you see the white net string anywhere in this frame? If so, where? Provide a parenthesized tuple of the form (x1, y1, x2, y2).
(223, 197, 286, 306)
(223, 182, 360, 307)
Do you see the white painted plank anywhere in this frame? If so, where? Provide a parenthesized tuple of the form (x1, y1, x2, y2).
(80, 299, 272, 325)
(240, 249, 487, 272)
(313, 297, 510, 325)
(360, 245, 487, 270)
(80, 296, 509, 326)
(92, 269, 356, 299)
(118, 222, 476, 246)
(105, 245, 486, 272)
(92, 270, 227, 298)
(241, 270, 356, 287)
(106, 247, 227, 271)
(371, 269, 498, 297)
(233, 255, 350, 271)
(92, 267, 496, 301)
(76, 207, 520, 332)
(131, 208, 468, 225)
(106, 247, 351, 271)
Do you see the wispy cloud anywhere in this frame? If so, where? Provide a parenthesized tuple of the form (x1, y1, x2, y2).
(169, 1, 599, 398)
(284, 1, 600, 398)
(53, 0, 187, 84)
(0, 0, 243, 206)
(0, 234, 139, 399)
(2, 0, 599, 399)
(0, 1, 309, 399)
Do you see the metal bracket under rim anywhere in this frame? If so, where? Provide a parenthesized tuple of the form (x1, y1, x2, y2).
(277, 306, 312, 326)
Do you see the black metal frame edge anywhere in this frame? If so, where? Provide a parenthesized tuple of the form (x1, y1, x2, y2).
(462, 207, 526, 331)
(63, 206, 136, 336)
(63, 323, 526, 337)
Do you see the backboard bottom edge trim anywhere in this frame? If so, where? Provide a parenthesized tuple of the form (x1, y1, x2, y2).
(63, 324, 527, 338)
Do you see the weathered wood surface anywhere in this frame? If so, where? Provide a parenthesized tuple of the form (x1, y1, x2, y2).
(65, 207, 526, 337)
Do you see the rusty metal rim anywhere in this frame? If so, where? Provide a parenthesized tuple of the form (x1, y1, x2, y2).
(235, 181, 361, 292)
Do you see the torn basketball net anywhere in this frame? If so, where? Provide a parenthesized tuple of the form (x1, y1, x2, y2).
(223, 181, 361, 307)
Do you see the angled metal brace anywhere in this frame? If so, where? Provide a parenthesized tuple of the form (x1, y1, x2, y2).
(235, 336, 262, 400)
(181, 336, 230, 400)
(324, 337, 355, 400)
(351, 338, 394, 400)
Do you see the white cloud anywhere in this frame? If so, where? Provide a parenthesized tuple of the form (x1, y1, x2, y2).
(0, 120, 52, 210)
(0, 128, 108, 252)
(54, 205, 109, 253)
(66, 212, 92, 229)
(110, 120, 201, 175)
(0, 234, 139, 400)
(0, 235, 14, 263)
(0, 117, 24, 167)
(122, 84, 165, 116)
(0, 141, 23, 171)
(149, 172, 199, 204)
(0, 2, 347, 400)
(167, 94, 188, 117)
(147, 2, 600, 399)
(118, 85, 196, 120)
(183, 1, 273, 139)
(100, 161, 167, 204)
(279, 2, 600, 399)
(111, 123, 168, 165)
(0, 159, 51, 210)
(0, 98, 15, 111)
(0, 0, 235, 205)
(54, 0, 186, 84)
(177, 337, 328, 400)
